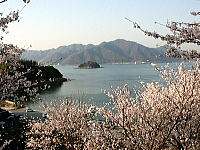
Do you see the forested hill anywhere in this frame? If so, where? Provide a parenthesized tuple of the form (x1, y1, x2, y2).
(21, 39, 178, 65)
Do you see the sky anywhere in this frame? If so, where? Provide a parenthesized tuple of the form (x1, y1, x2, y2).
(0, 0, 199, 50)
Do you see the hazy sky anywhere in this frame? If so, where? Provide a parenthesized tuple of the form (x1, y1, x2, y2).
(0, 0, 199, 50)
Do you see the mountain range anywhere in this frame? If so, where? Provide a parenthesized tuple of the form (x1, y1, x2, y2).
(21, 39, 178, 65)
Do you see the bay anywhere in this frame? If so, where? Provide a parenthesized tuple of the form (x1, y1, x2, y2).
(29, 63, 181, 110)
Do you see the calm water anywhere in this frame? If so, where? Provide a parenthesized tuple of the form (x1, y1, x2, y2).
(29, 63, 182, 110)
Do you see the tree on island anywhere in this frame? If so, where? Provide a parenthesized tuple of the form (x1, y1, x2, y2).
(78, 61, 100, 69)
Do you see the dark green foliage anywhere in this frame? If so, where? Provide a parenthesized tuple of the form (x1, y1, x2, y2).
(18, 59, 37, 67)
(0, 59, 65, 103)
(17, 59, 63, 81)
(39, 66, 63, 79)
(0, 63, 11, 73)
(78, 61, 100, 69)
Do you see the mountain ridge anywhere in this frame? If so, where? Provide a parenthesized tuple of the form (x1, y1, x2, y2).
(21, 39, 177, 65)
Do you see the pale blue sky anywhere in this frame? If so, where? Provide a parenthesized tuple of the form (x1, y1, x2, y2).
(0, 0, 199, 50)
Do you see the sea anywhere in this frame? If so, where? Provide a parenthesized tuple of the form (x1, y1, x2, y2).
(29, 62, 185, 110)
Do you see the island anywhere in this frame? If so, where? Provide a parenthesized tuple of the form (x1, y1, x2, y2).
(78, 61, 101, 69)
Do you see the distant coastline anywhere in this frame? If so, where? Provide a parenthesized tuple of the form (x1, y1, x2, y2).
(21, 39, 180, 66)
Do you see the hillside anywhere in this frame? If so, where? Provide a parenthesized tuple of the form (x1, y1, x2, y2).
(0, 60, 68, 103)
(21, 39, 178, 65)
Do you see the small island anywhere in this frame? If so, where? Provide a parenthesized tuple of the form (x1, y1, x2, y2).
(78, 61, 101, 69)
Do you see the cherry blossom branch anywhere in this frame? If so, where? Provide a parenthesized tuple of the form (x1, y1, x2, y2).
(125, 13, 200, 59)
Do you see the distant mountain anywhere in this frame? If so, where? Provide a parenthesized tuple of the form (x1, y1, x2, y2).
(21, 39, 178, 65)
